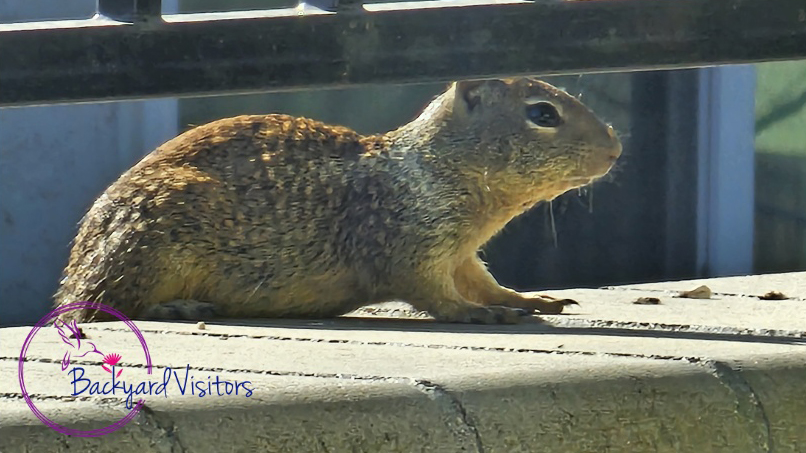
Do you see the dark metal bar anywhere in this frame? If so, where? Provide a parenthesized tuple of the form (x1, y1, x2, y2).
(301, 0, 362, 13)
(97, 0, 163, 23)
(1, 0, 805, 107)
(299, 0, 339, 12)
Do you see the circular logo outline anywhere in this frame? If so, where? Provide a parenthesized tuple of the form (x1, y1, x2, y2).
(18, 301, 153, 437)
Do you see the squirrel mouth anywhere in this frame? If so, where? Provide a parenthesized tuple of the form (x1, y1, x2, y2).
(574, 154, 619, 184)
(566, 176, 594, 186)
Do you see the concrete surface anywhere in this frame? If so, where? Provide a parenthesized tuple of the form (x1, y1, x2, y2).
(1, 272, 804, 452)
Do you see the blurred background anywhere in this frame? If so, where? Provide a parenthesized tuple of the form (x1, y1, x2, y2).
(1, 0, 805, 326)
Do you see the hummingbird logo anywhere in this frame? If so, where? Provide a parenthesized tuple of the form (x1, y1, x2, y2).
(54, 319, 124, 378)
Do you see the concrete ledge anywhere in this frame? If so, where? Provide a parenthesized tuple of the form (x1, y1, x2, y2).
(2, 272, 805, 452)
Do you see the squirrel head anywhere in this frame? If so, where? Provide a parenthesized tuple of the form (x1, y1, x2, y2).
(400, 78, 622, 210)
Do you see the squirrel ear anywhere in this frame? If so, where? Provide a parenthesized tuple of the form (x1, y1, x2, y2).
(454, 80, 487, 112)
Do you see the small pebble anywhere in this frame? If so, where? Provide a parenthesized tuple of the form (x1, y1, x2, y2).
(633, 297, 661, 305)
(196, 321, 206, 330)
(69, 327, 87, 339)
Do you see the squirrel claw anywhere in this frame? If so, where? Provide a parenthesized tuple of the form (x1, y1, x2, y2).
(557, 298, 579, 306)
(526, 296, 579, 314)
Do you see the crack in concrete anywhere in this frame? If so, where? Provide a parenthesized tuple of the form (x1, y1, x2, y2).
(137, 404, 186, 453)
(58, 434, 70, 450)
(412, 379, 484, 453)
(700, 360, 773, 453)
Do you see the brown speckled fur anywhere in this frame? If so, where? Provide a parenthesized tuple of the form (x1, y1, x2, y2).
(55, 78, 621, 324)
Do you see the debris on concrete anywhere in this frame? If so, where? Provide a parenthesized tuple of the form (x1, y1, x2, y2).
(759, 290, 789, 300)
(633, 296, 661, 305)
(676, 284, 712, 299)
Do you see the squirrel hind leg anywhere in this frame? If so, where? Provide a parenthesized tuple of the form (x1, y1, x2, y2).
(139, 300, 220, 321)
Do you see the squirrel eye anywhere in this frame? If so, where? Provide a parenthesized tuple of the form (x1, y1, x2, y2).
(526, 102, 562, 128)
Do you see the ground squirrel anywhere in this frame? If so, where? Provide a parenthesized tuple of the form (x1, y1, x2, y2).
(54, 78, 621, 324)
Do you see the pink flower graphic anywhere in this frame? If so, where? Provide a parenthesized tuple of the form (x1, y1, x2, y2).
(102, 353, 124, 378)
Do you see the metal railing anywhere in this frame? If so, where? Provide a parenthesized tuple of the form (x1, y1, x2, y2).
(1, 0, 805, 106)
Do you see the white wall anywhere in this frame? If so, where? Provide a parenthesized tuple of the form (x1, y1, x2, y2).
(0, 1, 179, 325)
(696, 66, 757, 277)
